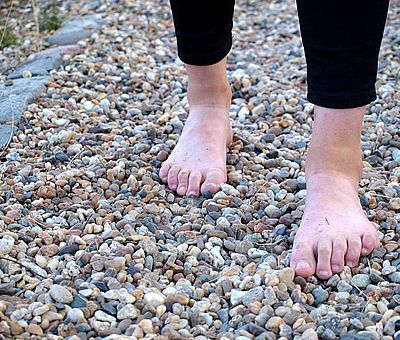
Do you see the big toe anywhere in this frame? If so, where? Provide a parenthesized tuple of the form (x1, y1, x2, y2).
(159, 163, 171, 183)
(290, 239, 316, 278)
(167, 165, 180, 191)
(200, 168, 225, 197)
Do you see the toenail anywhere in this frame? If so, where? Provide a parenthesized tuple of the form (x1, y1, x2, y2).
(361, 248, 368, 254)
(295, 261, 310, 270)
(319, 270, 329, 277)
(170, 184, 177, 190)
(332, 265, 340, 272)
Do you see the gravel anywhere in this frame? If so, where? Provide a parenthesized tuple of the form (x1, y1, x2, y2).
(0, 0, 399, 338)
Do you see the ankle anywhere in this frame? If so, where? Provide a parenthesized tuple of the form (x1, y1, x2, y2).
(188, 84, 232, 109)
(305, 143, 363, 186)
(185, 58, 232, 109)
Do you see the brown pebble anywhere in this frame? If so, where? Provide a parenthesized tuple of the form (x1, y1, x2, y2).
(27, 324, 43, 336)
(10, 321, 23, 336)
(37, 186, 57, 199)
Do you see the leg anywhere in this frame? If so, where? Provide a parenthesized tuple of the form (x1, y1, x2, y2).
(290, 0, 389, 279)
(161, 1, 235, 197)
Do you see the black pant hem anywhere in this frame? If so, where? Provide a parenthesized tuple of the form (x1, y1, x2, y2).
(177, 37, 232, 66)
(307, 89, 377, 109)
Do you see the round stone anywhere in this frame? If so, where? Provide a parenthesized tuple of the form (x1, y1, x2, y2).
(50, 285, 73, 304)
(351, 274, 371, 289)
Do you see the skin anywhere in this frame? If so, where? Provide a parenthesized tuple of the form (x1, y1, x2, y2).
(159, 57, 233, 197)
(289, 106, 381, 279)
(160, 59, 381, 279)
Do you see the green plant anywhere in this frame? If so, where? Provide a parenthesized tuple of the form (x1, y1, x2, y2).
(0, 0, 16, 50)
(0, 26, 17, 50)
(39, 9, 64, 32)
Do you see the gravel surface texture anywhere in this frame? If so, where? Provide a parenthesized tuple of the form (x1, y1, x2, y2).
(0, 0, 399, 339)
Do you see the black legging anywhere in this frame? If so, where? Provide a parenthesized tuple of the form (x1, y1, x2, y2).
(169, 0, 389, 109)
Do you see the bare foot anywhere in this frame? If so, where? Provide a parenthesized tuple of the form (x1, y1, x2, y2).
(290, 171, 380, 280)
(159, 58, 233, 197)
(159, 105, 232, 197)
(290, 106, 381, 280)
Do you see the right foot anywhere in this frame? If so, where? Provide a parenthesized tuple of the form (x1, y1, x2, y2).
(159, 104, 233, 197)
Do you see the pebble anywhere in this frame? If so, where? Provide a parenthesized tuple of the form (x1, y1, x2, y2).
(95, 310, 116, 323)
(0, 0, 398, 338)
(144, 292, 166, 307)
(388, 198, 400, 210)
(265, 316, 285, 333)
(27, 324, 43, 336)
(67, 308, 85, 323)
(50, 285, 73, 304)
(243, 287, 264, 306)
(0, 235, 14, 254)
(388, 272, 400, 283)
(231, 290, 247, 306)
(279, 267, 295, 284)
(312, 287, 329, 305)
(117, 304, 140, 320)
(351, 274, 371, 289)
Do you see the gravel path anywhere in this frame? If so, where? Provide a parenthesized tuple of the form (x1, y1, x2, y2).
(0, 0, 399, 339)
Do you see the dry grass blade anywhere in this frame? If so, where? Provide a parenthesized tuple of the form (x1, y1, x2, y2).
(0, 95, 16, 158)
(0, 255, 48, 279)
(0, 0, 14, 48)
(31, 0, 39, 34)
(66, 146, 86, 169)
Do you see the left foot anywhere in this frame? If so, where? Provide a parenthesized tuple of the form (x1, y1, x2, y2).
(290, 106, 381, 280)
(290, 171, 380, 280)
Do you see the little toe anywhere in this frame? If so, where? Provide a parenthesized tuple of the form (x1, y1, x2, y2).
(331, 238, 347, 273)
(187, 171, 202, 197)
(361, 232, 378, 256)
(159, 163, 171, 183)
(290, 239, 316, 278)
(316, 238, 333, 279)
(167, 166, 180, 191)
(200, 168, 225, 196)
(345, 237, 362, 268)
(177, 169, 190, 196)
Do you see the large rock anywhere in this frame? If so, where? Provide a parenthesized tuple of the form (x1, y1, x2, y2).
(0, 125, 14, 150)
(0, 76, 50, 124)
(7, 55, 62, 79)
(46, 14, 103, 45)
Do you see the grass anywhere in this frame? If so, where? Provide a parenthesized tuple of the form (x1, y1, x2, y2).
(39, 9, 64, 32)
(0, 25, 17, 50)
(0, 0, 65, 51)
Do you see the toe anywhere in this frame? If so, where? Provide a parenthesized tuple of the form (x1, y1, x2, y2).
(177, 169, 190, 196)
(187, 171, 202, 197)
(331, 237, 347, 273)
(200, 168, 225, 196)
(361, 232, 378, 256)
(290, 239, 317, 278)
(316, 238, 333, 279)
(345, 237, 362, 267)
(159, 163, 171, 183)
(167, 166, 180, 191)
